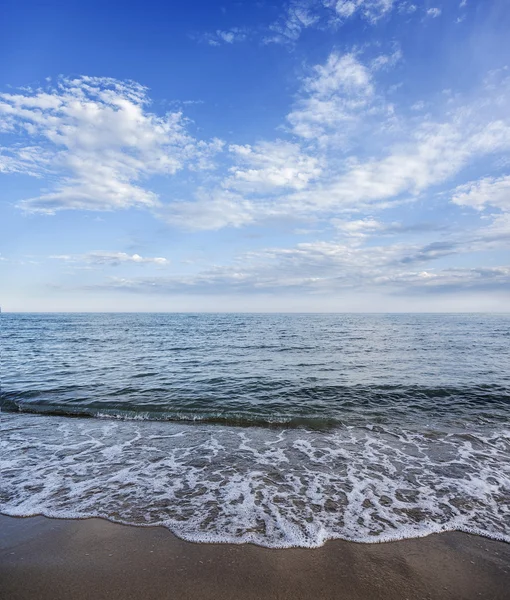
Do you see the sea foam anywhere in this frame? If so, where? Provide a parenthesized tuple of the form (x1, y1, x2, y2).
(1, 412, 509, 548)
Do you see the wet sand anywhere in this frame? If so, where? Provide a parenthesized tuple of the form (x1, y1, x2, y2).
(0, 515, 509, 600)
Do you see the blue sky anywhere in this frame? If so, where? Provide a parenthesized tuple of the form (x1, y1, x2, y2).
(1, 0, 509, 311)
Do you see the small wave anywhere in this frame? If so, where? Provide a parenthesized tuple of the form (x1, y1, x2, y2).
(1, 508, 509, 548)
(1, 412, 509, 549)
(0, 401, 342, 430)
(1, 383, 509, 430)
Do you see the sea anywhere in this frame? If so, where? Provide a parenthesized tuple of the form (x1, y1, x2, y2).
(1, 313, 509, 548)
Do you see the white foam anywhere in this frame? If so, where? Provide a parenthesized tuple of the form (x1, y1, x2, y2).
(1, 412, 509, 548)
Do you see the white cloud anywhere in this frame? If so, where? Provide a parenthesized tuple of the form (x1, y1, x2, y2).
(51, 252, 169, 266)
(157, 54, 510, 230)
(330, 0, 396, 22)
(158, 188, 256, 230)
(0, 77, 222, 214)
(264, 1, 320, 45)
(426, 7, 442, 18)
(370, 48, 403, 71)
(23, 179, 160, 214)
(203, 28, 248, 46)
(305, 52, 374, 96)
(226, 140, 322, 192)
(88, 234, 509, 297)
(334, 1, 359, 18)
(376, 266, 510, 290)
(216, 28, 247, 44)
(0, 145, 53, 177)
(218, 0, 401, 47)
(284, 111, 510, 214)
(287, 52, 378, 141)
(482, 212, 510, 236)
(3, 55, 510, 242)
(331, 217, 386, 237)
(451, 175, 510, 211)
(410, 100, 426, 111)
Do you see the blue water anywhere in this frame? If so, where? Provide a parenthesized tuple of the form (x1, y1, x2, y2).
(1, 313, 509, 547)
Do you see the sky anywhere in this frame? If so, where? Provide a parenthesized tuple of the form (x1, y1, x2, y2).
(0, 0, 509, 312)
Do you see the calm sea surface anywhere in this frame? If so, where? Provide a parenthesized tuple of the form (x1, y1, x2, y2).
(1, 313, 509, 547)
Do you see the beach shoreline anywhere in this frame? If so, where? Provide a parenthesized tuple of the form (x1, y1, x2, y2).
(1, 514, 509, 600)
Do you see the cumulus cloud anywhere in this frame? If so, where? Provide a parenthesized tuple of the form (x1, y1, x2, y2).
(280, 60, 510, 215)
(479, 213, 510, 241)
(4, 51, 509, 237)
(158, 141, 322, 229)
(0, 76, 222, 213)
(287, 52, 377, 141)
(226, 140, 322, 192)
(155, 52, 510, 230)
(451, 175, 510, 211)
(284, 118, 510, 215)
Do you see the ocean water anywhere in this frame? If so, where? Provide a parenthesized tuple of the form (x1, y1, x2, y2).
(1, 313, 509, 547)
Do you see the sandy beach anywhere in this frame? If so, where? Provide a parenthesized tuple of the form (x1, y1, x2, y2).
(1, 515, 508, 600)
